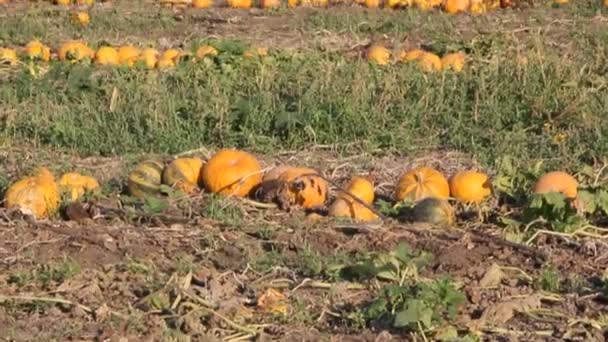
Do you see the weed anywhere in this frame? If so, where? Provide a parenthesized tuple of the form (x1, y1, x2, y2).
(7, 257, 80, 289)
(536, 265, 561, 293)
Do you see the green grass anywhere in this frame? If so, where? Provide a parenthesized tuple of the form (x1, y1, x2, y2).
(0, 0, 607, 173)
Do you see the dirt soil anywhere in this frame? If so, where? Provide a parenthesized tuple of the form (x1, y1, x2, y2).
(0, 147, 607, 341)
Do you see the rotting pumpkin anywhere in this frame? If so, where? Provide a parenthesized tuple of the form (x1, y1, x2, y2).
(162, 157, 205, 194)
(276, 167, 328, 209)
(202, 149, 262, 197)
(58, 172, 100, 202)
(412, 197, 454, 226)
(4, 168, 60, 219)
(127, 160, 164, 198)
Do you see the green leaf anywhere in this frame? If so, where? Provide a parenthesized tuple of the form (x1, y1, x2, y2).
(394, 299, 433, 328)
(596, 190, 608, 214)
(576, 190, 596, 214)
(143, 196, 168, 214)
(393, 243, 413, 264)
(542, 192, 567, 211)
(498, 216, 522, 229)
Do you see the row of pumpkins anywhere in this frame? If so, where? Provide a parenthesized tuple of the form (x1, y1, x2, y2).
(0, 40, 466, 72)
(39, 0, 579, 13)
(3, 149, 579, 226)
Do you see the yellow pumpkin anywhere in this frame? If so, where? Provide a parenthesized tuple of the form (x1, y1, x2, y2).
(55, 0, 71, 5)
(127, 160, 164, 198)
(4, 168, 60, 219)
(227, 0, 252, 8)
(418, 52, 442, 72)
(156, 58, 176, 69)
(367, 44, 391, 65)
(449, 171, 492, 203)
(394, 167, 449, 202)
(95, 46, 119, 65)
(443, 0, 469, 13)
(139, 48, 159, 69)
(243, 47, 268, 59)
(287, 0, 299, 6)
(469, 0, 485, 13)
(192, 0, 213, 7)
(533, 171, 578, 199)
(25, 40, 51, 62)
(387, 0, 414, 8)
(162, 157, 205, 194)
(554, 0, 567, 3)
(412, 197, 454, 226)
(76, 0, 95, 4)
(72, 11, 90, 26)
(58, 40, 95, 62)
(195, 45, 218, 60)
(161, 48, 182, 62)
(260, 0, 280, 8)
(397, 48, 425, 63)
(0, 48, 18, 66)
(338, 176, 375, 205)
(117, 46, 140, 66)
(441, 52, 466, 72)
(202, 149, 262, 197)
(364, 0, 380, 7)
(330, 176, 378, 222)
(415, 0, 440, 10)
(58, 172, 100, 202)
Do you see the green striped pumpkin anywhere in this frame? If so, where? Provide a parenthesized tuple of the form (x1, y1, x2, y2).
(127, 160, 164, 198)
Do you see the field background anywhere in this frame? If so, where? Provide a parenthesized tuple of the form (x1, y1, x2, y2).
(1, 1, 608, 341)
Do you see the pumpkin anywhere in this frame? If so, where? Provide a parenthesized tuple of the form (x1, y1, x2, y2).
(139, 48, 159, 69)
(58, 40, 94, 62)
(25, 40, 51, 61)
(287, 0, 299, 6)
(117, 46, 140, 66)
(398, 48, 425, 63)
(72, 11, 90, 26)
(500, 0, 512, 7)
(441, 52, 466, 72)
(243, 47, 268, 59)
(604, 0, 608, 7)
(469, 0, 485, 13)
(55, 0, 71, 5)
(367, 45, 390, 65)
(338, 176, 375, 205)
(364, 0, 380, 7)
(415, 0, 440, 10)
(449, 171, 492, 203)
(76, 0, 95, 4)
(227, 0, 252, 8)
(263, 165, 293, 182)
(260, 0, 281, 8)
(202, 149, 262, 197)
(387, 0, 414, 8)
(162, 48, 182, 62)
(554, 0, 567, 3)
(412, 197, 454, 226)
(395, 167, 449, 202)
(162, 157, 205, 194)
(277, 167, 328, 208)
(330, 176, 378, 221)
(533, 171, 578, 199)
(192, 0, 213, 7)
(195, 45, 218, 60)
(58, 173, 100, 202)
(442, 0, 469, 13)
(127, 160, 164, 198)
(0, 48, 18, 66)
(95, 46, 119, 65)
(418, 52, 442, 72)
(156, 58, 176, 69)
(4, 168, 60, 219)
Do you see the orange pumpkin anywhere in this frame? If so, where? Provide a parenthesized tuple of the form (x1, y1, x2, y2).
(202, 149, 262, 197)
(72, 11, 90, 26)
(0, 48, 18, 66)
(192, 0, 213, 7)
(227, 0, 252, 8)
(25, 40, 51, 62)
(367, 45, 391, 65)
(195, 45, 218, 60)
(162, 157, 205, 194)
(418, 52, 442, 72)
(263, 165, 293, 182)
(397, 48, 425, 63)
(412, 197, 454, 225)
(4, 168, 60, 219)
(117, 46, 140, 66)
(54, 0, 71, 5)
(449, 171, 492, 203)
(329, 176, 378, 222)
(395, 167, 449, 202)
(441, 52, 466, 72)
(260, 0, 281, 8)
(95, 46, 119, 65)
(364, 0, 380, 7)
(139, 48, 159, 69)
(58, 40, 94, 62)
(443, 0, 469, 13)
(533, 171, 578, 199)
(59, 172, 100, 202)
(243, 47, 268, 59)
(277, 167, 328, 209)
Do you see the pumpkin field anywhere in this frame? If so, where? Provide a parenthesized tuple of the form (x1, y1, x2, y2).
(1, 0, 608, 341)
